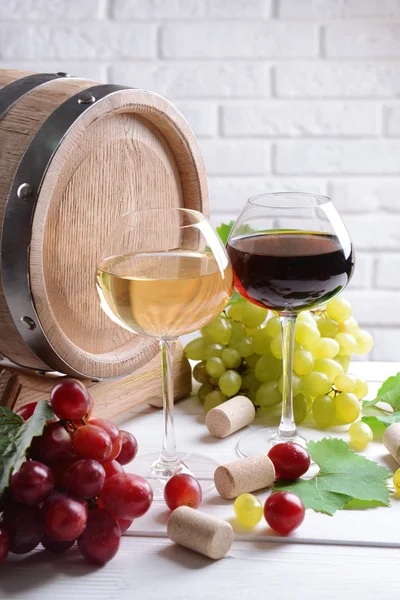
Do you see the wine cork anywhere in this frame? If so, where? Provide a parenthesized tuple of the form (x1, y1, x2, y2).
(205, 395, 255, 438)
(167, 506, 234, 560)
(214, 455, 276, 500)
(383, 423, 400, 464)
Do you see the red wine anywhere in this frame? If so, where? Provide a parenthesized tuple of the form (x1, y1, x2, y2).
(227, 231, 354, 313)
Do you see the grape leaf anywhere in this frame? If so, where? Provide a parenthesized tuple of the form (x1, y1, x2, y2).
(216, 221, 234, 245)
(0, 407, 23, 455)
(274, 438, 391, 516)
(361, 373, 400, 435)
(0, 400, 54, 497)
(363, 372, 400, 411)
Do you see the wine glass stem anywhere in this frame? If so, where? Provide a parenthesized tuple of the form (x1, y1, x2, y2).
(159, 338, 180, 467)
(278, 314, 297, 439)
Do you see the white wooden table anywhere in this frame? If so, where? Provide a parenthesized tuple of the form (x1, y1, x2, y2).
(2, 362, 400, 600)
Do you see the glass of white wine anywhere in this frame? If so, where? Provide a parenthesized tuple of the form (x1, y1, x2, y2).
(96, 208, 233, 498)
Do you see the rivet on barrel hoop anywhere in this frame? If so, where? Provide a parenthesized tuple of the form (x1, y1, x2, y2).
(77, 93, 96, 105)
(17, 183, 33, 199)
(56, 72, 70, 77)
(20, 317, 36, 331)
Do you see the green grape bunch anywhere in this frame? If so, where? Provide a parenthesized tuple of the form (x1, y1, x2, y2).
(184, 295, 374, 432)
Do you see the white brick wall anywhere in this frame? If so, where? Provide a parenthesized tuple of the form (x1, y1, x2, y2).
(1, 0, 400, 360)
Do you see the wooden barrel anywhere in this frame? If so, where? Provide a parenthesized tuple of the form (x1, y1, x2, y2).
(0, 70, 209, 380)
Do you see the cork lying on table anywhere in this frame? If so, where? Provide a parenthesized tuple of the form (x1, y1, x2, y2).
(205, 395, 255, 438)
(383, 423, 400, 464)
(214, 455, 276, 500)
(167, 506, 234, 560)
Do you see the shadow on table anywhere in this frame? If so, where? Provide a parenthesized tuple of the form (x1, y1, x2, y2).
(157, 543, 215, 570)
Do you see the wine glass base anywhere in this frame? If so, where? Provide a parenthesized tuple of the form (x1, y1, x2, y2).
(129, 451, 219, 500)
(236, 427, 307, 459)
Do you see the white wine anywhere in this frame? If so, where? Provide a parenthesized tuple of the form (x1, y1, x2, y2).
(96, 251, 233, 338)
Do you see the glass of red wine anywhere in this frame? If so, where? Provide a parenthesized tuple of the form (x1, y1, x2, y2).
(226, 192, 354, 457)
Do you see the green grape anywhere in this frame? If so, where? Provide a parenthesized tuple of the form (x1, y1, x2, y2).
(228, 321, 247, 347)
(314, 358, 343, 382)
(302, 371, 332, 397)
(311, 337, 340, 359)
(204, 343, 224, 359)
(326, 296, 352, 323)
(266, 316, 281, 338)
(293, 348, 314, 376)
(200, 326, 214, 343)
(338, 316, 359, 336)
(240, 301, 268, 328)
(226, 303, 243, 322)
(244, 353, 260, 369)
(298, 311, 318, 327)
(234, 494, 263, 528)
(270, 334, 283, 359)
(335, 332, 357, 356)
(295, 320, 321, 350)
(293, 393, 307, 424)
(354, 329, 373, 355)
(335, 392, 360, 424)
(251, 327, 270, 354)
(334, 373, 357, 393)
(234, 337, 254, 358)
(317, 317, 339, 338)
(278, 373, 302, 397)
(254, 354, 281, 382)
(393, 469, 400, 492)
(256, 381, 282, 408)
(204, 390, 227, 413)
(185, 337, 208, 360)
(221, 347, 241, 369)
(313, 395, 336, 429)
(219, 370, 242, 397)
(353, 379, 368, 399)
(335, 355, 350, 372)
(348, 421, 373, 451)
(206, 315, 232, 345)
(240, 368, 260, 400)
(197, 382, 213, 403)
(206, 357, 226, 378)
(193, 361, 209, 384)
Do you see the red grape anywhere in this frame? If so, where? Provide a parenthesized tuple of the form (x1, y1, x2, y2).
(50, 452, 79, 488)
(100, 473, 153, 520)
(0, 527, 9, 564)
(50, 379, 91, 421)
(30, 422, 72, 464)
(88, 418, 122, 462)
(117, 517, 133, 533)
(116, 431, 138, 465)
(264, 491, 305, 535)
(43, 493, 88, 542)
(16, 402, 38, 421)
(11, 461, 54, 505)
(41, 535, 75, 553)
(2, 503, 44, 554)
(73, 424, 112, 461)
(268, 443, 310, 480)
(78, 508, 120, 565)
(63, 459, 105, 499)
(164, 474, 202, 511)
(102, 459, 123, 480)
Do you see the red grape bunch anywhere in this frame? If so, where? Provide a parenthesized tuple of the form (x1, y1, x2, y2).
(0, 378, 152, 566)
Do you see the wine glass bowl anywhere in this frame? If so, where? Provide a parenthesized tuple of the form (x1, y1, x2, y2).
(227, 193, 354, 456)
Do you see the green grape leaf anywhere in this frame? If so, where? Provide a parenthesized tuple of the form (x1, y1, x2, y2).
(361, 373, 400, 435)
(274, 438, 391, 516)
(0, 400, 54, 497)
(216, 221, 235, 245)
(363, 372, 400, 411)
(362, 413, 400, 438)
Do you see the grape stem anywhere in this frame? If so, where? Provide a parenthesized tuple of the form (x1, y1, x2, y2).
(277, 314, 297, 439)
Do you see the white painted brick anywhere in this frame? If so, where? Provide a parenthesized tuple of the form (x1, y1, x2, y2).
(342, 215, 400, 251)
(275, 141, 400, 175)
(347, 254, 373, 290)
(112, 0, 272, 19)
(369, 328, 400, 362)
(0, 24, 156, 60)
(345, 291, 400, 325)
(222, 102, 377, 137)
(375, 255, 400, 289)
(173, 102, 217, 137)
(328, 181, 400, 213)
(110, 62, 271, 98)
(279, 0, 400, 19)
(0, 60, 106, 81)
(198, 140, 270, 176)
(325, 24, 400, 58)
(275, 63, 400, 99)
(161, 23, 317, 59)
(384, 104, 400, 137)
(0, 0, 105, 20)
(208, 177, 327, 212)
